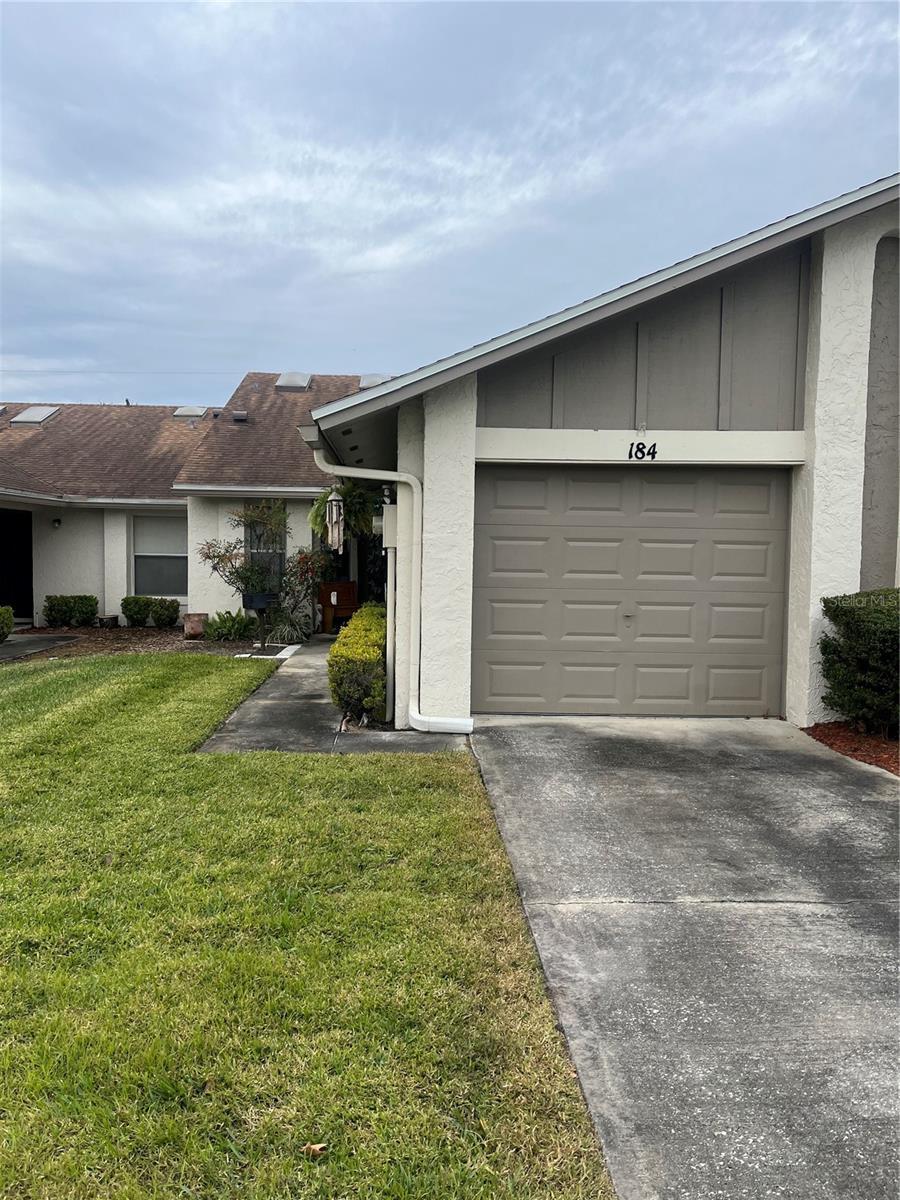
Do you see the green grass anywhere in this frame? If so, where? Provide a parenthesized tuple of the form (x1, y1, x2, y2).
(0, 654, 612, 1199)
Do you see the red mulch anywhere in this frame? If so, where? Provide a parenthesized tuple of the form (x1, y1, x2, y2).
(803, 722, 899, 777)
(10, 626, 255, 661)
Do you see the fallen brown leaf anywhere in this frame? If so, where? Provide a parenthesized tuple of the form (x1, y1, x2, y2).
(301, 1143, 327, 1158)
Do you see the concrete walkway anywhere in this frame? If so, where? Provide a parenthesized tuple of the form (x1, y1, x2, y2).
(200, 637, 467, 754)
(472, 716, 899, 1200)
(0, 633, 77, 661)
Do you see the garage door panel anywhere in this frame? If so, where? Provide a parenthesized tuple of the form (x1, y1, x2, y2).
(563, 475, 626, 518)
(478, 526, 786, 591)
(708, 601, 770, 644)
(560, 599, 620, 642)
(474, 589, 784, 654)
(561, 534, 626, 581)
(476, 467, 788, 529)
(473, 650, 783, 715)
(473, 466, 787, 717)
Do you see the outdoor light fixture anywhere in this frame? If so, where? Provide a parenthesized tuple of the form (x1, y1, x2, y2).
(325, 489, 344, 551)
(52, 518, 62, 529)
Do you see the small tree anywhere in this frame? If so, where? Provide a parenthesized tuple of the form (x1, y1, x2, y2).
(197, 502, 289, 645)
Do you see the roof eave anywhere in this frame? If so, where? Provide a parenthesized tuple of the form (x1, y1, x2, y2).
(311, 174, 900, 430)
(0, 488, 188, 507)
(171, 483, 328, 497)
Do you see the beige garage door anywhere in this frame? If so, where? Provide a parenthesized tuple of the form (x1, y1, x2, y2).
(472, 466, 788, 716)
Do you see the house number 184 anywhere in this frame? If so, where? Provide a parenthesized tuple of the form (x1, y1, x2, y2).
(628, 441, 658, 460)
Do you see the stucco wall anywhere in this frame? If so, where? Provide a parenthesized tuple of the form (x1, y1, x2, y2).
(102, 511, 131, 618)
(187, 497, 242, 615)
(393, 402, 424, 727)
(187, 496, 315, 616)
(420, 377, 477, 719)
(32, 506, 105, 626)
(861, 236, 899, 590)
(785, 203, 899, 726)
(286, 500, 313, 555)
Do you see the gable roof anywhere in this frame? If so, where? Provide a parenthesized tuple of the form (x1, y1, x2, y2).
(311, 173, 900, 430)
(0, 402, 214, 501)
(173, 373, 361, 493)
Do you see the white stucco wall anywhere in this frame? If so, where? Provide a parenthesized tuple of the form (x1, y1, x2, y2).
(785, 203, 899, 726)
(393, 401, 424, 727)
(32, 506, 105, 626)
(420, 377, 478, 719)
(102, 510, 131, 618)
(186, 496, 315, 616)
(187, 497, 242, 615)
(286, 500, 314, 555)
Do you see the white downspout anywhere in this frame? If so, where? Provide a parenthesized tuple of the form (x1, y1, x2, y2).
(306, 440, 473, 735)
(385, 543, 396, 720)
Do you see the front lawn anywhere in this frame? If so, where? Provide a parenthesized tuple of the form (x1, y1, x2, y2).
(0, 654, 611, 1199)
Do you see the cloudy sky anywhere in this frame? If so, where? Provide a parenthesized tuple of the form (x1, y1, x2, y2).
(1, 1, 897, 409)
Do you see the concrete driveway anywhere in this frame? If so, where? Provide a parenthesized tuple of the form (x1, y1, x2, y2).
(472, 717, 898, 1200)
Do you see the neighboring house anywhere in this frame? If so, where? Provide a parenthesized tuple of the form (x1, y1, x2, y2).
(0, 374, 366, 625)
(303, 175, 900, 731)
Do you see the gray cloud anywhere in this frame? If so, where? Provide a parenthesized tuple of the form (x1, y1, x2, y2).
(1, 2, 897, 407)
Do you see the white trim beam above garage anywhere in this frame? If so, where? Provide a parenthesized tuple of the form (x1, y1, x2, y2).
(475, 429, 806, 465)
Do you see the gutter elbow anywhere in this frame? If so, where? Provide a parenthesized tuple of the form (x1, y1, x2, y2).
(408, 707, 474, 735)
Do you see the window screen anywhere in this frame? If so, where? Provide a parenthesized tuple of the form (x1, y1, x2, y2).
(245, 502, 286, 591)
(133, 515, 188, 555)
(133, 515, 188, 596)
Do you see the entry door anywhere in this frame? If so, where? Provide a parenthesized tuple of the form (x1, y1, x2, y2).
(471, 466, 788, 716)
(0, 508, 33, 619)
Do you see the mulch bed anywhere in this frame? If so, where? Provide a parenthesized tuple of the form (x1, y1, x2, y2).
(803, 722, 899, 777)
(10, 627, 256, 661)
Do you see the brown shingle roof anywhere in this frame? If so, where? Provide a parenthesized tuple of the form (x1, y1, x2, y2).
(0, 453, 60, 496)
(174, 373, 361, 489)
(0, 403, 213, 499)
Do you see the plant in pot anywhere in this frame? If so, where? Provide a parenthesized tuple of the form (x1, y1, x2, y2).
(309, 481, 379, 546)
(197, 502, 289, 646)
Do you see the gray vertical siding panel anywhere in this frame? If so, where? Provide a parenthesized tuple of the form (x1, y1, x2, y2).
(553, 322, 637, 428)
(727, 248, 803, 430)
(861, 236, 900, 590)
(718, 283, 735, 430)
(642, 285, 721, 429)
(478, 348, 553, 427)
(477, 243, 810, 432)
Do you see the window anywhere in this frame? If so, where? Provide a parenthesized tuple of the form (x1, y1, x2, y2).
(244, 501, 286, 590)
(133, 514, 188, 596)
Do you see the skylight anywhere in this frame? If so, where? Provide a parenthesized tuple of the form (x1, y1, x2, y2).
(275, 372, 312, 390)
(173, 406, 206, 418)
(11, 405, 59, 426)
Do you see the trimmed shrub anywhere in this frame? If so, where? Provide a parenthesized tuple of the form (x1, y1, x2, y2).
(328, 602, 387, 723)
(150, 597, 181, 629)
(820, 588, 899, 735)
(44, 595, 98, 627)
(205, 610, 259, 642)
(0, 606, 13, 643)
(121, 595, 153, 627)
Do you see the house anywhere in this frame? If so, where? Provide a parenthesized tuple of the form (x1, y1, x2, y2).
(0, 374, 366, 625)
(301, 175, 899, 732)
